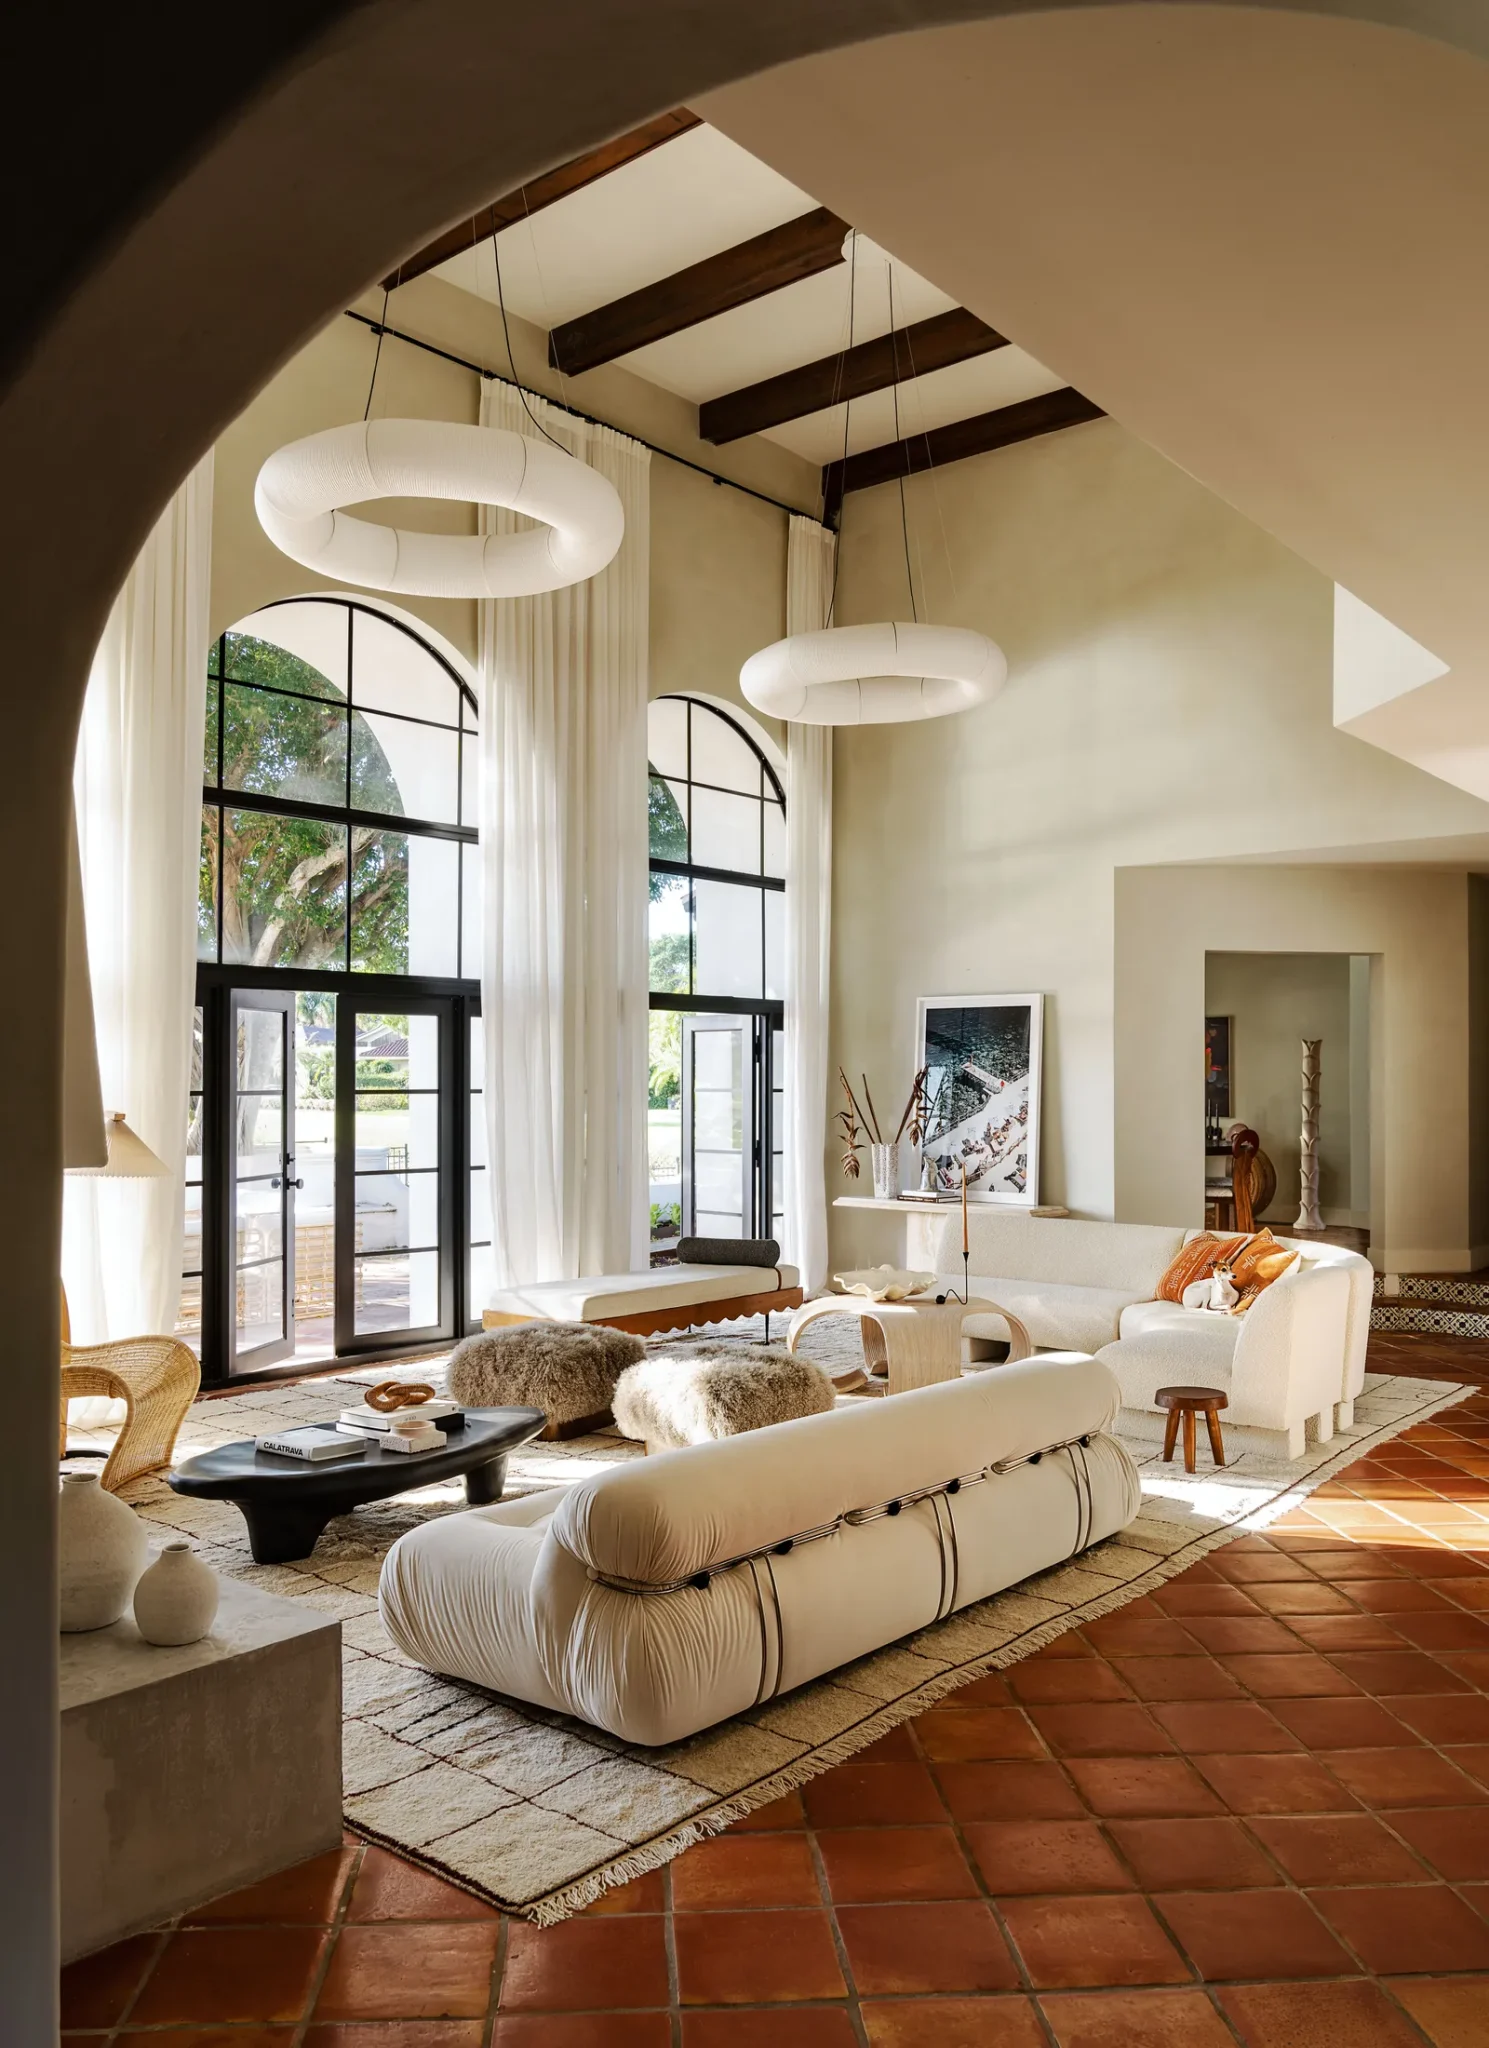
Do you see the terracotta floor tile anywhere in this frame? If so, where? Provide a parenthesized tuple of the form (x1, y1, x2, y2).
(129, 1928, 325, 2025)
(674, 1909, 846, 2004)
(1312, 1885, 1489, 1974)
(1395, 1611, 1489, 1651)
(1215, 1978, 1430, 2047)
(1243, 1581, 1361, 1616)
(1213, 1547, 1315, 1582)
(837, 1899, 1020, 1995)
(60, 1933, 161, 2029)
(1385, 1807, 1489, 1880)
(1182, 1617, 1307, 1656)
(1027, 1703, 1175, 1757)
(1435, 1576, 1489, 1608)
(1111, 1656, 1243, 1701)
(859, 1995, 1048, 2047)
(491, 2020, 671, 2048)
(1107, 1817, 1280, 1891)
(1219, 1652, 1360, 1698)
(1387, 1973, 1489, 2047)
(680, 2010, 858, 2048)
(801, 1761, 950, 1826)
(671, 1831, 821, 1910)
(1346, 1580, 1454, 1612)
(577, 1869, 666, 1916)
(1441, 1649, 1489, 1686)
(1197, 1751, 1356, 1815)
(1326, 1747, 1486, 1807)
(1038, 1986, 1235, 2047)
(1065, 1758, 1223, 1817)
(346, 1845, 500, 1921)
(1152, 1583, 1263, 1617)
(1269, 1697, 1422, 1749)
(1446, 1743, 1489, 1788)
(1285, 1614, 1407, 1652)
(1379, 1548, 1485, 1577)
(1246, 1812, 1427, 1885)
(1080, 1617, 1200, 1656)
(1330, 1652, 1471, 1695)
(1387, 1693, 1489, 1743)
(185, 1847, 357, 1924)
(913, 1709, 1045, 1762)
(944, 1671, 1022, 1701)
(1149, 1701, 1300, 1753)
(308, 2026, 488, 2048)
(1160, 1889, 1352, 1980)
(500, 1917, 668, 2012)
(728, 1791, 805, 1831)
(817, 1825, 978, 1903)
(1007, 1658, 1133, 1704)
(1291, 1548, 1409, 1579)
(314, 1923, 498, 2021)
(967, 1818, 1134, 1894)
(998, 1894, 1190, 1989)
(933, 1760, 1086, 1821)
(852, 1725, 922, 1763)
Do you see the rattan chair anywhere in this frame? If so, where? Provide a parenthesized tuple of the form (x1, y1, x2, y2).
(58, 1286, 201, 1492)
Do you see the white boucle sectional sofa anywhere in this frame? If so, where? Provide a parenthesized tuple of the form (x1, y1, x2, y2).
(916, 1210, 1372, 1460)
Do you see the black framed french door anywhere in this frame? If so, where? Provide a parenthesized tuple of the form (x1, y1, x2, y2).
(676, 1006, 781, 1243)
(195, 967, 479, 1384)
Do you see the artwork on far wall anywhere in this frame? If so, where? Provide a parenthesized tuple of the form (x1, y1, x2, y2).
(916, 994, 1043, 1205)
(1205, 1015, 1233, 1123)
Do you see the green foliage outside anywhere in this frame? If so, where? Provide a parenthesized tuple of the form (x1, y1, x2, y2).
(200, 634, 409, 973)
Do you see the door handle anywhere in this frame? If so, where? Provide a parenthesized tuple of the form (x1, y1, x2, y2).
(270, 1176, 305, 1191)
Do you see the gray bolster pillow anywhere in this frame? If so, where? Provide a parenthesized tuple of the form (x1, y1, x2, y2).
(676, 1236, 781, 1269)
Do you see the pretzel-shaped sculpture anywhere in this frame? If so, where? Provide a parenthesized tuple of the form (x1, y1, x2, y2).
(741, 621, 1005, 725)
(255, 420, 624, 599)
(365, 1380, 439, 1413)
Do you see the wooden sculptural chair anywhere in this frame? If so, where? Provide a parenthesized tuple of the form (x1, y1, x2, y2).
(58, 1285, 201, 1492)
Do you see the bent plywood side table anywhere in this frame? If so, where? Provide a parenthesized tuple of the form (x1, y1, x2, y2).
(786, 1293, 1033, 1395)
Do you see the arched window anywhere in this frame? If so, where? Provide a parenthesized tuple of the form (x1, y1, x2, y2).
(198, 597, 479, 978)
(646, 696, 785, 1256)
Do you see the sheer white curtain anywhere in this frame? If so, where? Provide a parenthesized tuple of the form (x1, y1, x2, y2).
(62, 453, 213, 1340)
(478, 382, 650, 1285)
(783, 514, 836, 1291)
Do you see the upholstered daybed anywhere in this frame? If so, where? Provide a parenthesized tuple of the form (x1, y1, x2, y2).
(482, 1262, 802, 1338)
(379, 1355, 1139, 1746)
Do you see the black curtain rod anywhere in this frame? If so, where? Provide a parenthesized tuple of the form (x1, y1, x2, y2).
(342, 309, 829, 529)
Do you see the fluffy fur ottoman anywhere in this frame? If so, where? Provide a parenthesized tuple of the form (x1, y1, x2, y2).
(448, 1321, 644, 1438)
(612, 1344, 836, 1453)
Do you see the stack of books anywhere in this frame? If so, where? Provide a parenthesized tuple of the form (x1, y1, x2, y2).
(336, 1398, 461, 1442)
(256, 1427, 367, 1463)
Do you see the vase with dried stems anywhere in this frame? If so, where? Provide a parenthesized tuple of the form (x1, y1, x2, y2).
(837, 1067, 931, 1200)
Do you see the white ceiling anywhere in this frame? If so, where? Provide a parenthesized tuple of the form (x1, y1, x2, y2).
(434, 119, 1060, 469)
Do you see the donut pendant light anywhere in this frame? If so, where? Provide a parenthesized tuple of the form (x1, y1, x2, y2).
(741, 235, 1003, 727)
(255, 417, 624, 599)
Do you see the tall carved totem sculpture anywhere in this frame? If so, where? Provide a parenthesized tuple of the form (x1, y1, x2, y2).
(1294, 1038, 1323, 1231)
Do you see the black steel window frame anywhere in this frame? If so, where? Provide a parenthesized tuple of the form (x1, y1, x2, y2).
(201, 597, 479, 977)
(194, 966, 483, 1387)
(648, 694, 786, 1238)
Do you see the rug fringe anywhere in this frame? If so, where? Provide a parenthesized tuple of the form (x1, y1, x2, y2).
(353, 1375, 1476, 1923)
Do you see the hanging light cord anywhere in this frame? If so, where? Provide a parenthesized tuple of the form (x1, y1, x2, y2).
(363, 287, 391, 422)
(491, 230, 568, 452)
(888, 265, 918, 623)
(825, 232, 858, 629)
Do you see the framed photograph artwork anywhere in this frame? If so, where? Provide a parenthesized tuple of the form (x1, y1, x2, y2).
(915, 993, 1044, 1206)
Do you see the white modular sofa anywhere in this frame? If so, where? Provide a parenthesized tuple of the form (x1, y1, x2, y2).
(380, 1357, 1139, 1746)
(921, 1210, 1372, 1460)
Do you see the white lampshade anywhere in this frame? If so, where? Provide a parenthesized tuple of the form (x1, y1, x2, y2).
(67, 1111, 170, 1179)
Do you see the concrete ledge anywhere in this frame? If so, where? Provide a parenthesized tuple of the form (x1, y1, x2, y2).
(61, 1576, 341, 1961)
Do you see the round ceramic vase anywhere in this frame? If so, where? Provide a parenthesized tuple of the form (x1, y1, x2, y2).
(133, 1540, 220, 1646)
(58, 1468, 149, 1632)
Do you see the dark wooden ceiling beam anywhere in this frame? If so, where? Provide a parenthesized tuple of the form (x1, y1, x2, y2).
(548, 207, 849, 376)
(379, 109, 700, 290)
(700, 307, 1008, 445)
(822, 385, 1105, 516)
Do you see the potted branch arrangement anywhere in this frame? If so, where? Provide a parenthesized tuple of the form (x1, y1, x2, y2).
(836, 1066, 931, 1199)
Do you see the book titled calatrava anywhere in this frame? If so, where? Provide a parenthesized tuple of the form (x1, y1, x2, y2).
(256, 1427, 367, 1463)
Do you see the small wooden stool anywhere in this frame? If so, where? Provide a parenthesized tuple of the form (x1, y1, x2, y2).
(1156, 1385, 1228, 1474)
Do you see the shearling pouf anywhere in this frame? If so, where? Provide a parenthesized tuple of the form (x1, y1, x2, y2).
(611, 1344, 836, 1453)
(448, 1321, 644, 1438)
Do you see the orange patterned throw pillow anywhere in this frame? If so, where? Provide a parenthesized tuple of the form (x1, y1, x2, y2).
(1156, 1233, 1249, 1303)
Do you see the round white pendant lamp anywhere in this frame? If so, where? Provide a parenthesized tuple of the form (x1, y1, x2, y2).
(254, 418, 624, 598)
(741, 621, 1006, 726)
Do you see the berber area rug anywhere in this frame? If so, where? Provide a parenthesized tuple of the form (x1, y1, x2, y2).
(96, 1325, 1470, 1923)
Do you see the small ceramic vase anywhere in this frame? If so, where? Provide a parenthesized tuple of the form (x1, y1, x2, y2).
(133, 1539, 220, 1647)
(870, 1142, 899, 1200)
(58, 1468, 149, 1632)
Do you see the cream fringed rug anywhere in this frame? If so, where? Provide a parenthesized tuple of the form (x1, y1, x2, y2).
(101, 1330, 1469, 1924)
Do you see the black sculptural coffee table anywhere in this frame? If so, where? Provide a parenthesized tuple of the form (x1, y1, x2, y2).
(169, 1406, 546, 1563)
